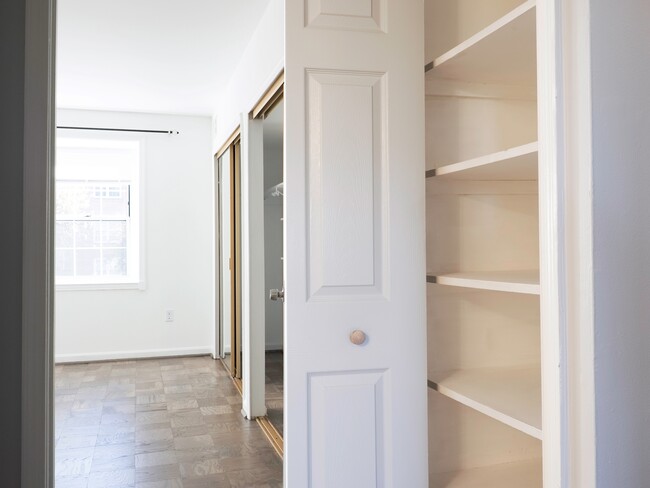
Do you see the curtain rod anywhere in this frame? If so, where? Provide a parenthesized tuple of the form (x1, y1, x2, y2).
(57, 126, 179, 135)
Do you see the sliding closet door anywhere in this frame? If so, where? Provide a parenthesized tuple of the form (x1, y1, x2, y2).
(284, 0, 427, 486)
(231, 139, 243, 380)
(218, 150, 231, 359)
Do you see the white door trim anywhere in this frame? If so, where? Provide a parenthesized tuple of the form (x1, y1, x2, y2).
(558, 0, 597, 485)
(22, 0, 56, 486)
(537, 0, 567, 485)
(537, 0, 596, 486)
(240, 114, 267, 419)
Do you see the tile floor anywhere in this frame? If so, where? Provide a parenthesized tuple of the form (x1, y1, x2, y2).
(55, 356, 282, 488)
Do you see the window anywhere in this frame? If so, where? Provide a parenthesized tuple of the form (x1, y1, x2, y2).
(55, 136, 142, 287)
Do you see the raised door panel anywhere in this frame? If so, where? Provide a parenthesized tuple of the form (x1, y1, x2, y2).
(306, 70, 387, 299)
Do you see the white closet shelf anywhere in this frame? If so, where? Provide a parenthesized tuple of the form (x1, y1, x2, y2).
(425, 0, 537, 86)
(427, 270, 540, 295)
(429, 366, 542, 439)
(427, 142, 538, 180)
(430, 459, 542, 488)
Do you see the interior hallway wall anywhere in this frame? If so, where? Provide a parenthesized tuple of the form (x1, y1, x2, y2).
(590, 0, 650, 485)
(55, 109, 215, 362)
(212, 0, 283, 150)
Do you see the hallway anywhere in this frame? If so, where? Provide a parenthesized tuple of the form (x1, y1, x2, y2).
(55, 356, 282, 488)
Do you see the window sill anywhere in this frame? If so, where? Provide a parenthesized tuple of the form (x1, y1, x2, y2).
(56, 282, 145, 292)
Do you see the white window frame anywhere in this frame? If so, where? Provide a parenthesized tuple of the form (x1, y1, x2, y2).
(55, 132, 146, 291)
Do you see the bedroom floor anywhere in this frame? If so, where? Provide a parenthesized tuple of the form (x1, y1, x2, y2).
(54, 355, 282, 488)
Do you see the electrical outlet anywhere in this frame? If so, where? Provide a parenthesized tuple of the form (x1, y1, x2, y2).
(164, 310, 175, 323)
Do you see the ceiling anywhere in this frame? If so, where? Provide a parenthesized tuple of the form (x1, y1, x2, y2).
(56, 0, 271, 116)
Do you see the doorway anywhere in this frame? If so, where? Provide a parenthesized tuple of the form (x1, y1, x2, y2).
(262, 99, 285, 438)
(50, 1, 284, 486)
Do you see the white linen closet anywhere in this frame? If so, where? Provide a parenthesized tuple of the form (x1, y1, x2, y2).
(425, 1, 547, 485)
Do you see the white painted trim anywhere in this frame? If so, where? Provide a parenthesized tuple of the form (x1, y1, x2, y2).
(560, 0, 596, 485)
(537, 1, 597, 486)
(22, 0, 56, 486)
(537, 1, 568, 486)
(239, 114, 267, 420)
(55, 347, 213, 364)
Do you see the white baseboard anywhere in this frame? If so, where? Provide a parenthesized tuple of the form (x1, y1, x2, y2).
(55, 346, 213, 364)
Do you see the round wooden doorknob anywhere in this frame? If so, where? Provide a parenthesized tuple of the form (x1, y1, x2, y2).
(350, 330, 367, 345)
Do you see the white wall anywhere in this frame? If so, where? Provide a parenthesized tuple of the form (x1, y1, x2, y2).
(212, 0, 284, 150)
(589, 1, 650, 485)
(55, 109, 215, 362)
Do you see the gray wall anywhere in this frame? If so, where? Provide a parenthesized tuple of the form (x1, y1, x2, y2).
(0, 0, 25, 485)
(591, 0, 650, 485)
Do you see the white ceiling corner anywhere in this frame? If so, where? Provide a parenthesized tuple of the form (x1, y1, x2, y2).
(56, 0, 271, 116)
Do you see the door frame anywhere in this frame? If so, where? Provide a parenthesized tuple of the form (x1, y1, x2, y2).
(231, 137, 243, 380)
(244, 73, 285, 421)
(214, 149, 228, 360)
(22, 0, 56, 486)
(21, 1, 587, 486)
(537, 0, 597, 485)
(249, 73, 285, 454)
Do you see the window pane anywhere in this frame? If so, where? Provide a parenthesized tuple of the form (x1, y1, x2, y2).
(102, 186, 129, 217)
(59, 184, 95, 218)
(101, 221, 127, 247)
(56, 221, 73, 248)
(75, 249, 100, 276)
(56, 249, 74, 276)
(56, 183, 80, 216)
(102, 249, 127, 276)
(74, 221, 100, 248)
(54, 139, 138, 284)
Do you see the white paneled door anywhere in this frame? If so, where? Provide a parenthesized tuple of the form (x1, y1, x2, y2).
(284, 1, 428, 486)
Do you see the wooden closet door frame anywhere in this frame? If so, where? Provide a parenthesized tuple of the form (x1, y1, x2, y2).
(232, 138, 243, 381)
(216, 130, 243, 387)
